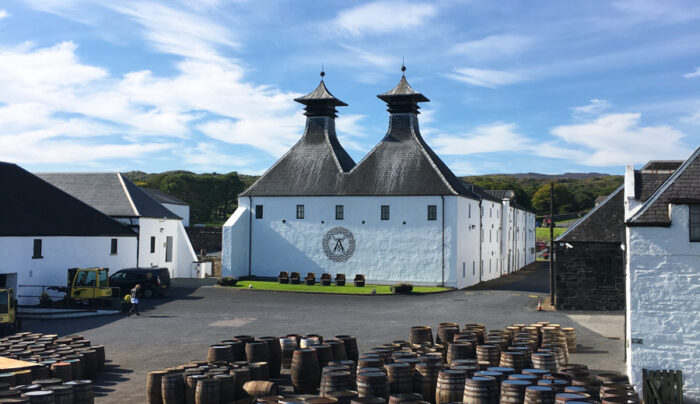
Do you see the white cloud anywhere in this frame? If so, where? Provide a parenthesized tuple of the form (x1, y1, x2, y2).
(432, 123, 531, 155)
(335, 1, 437, 36)
(571, 99, 612, 119)
(339, 45, 394, 69)
(446, 67, 527, 88)
(176, 142, 254, 171)
(0, 10, 9, 19)
(551, 113, 691, 166)
(684, 67, 700, 78)
(451, 35, 535, 61)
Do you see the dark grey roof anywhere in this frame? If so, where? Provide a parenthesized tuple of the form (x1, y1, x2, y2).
(484, 190, 515, 201)
(634, 171, 672, 202)
(466, 183, 502, 203)
(0, 162, 136, 237)
(641, 160, 684, 172)
(377, 76, 430, 103)
(629, 146, 700, 226)
(36, 173, 181, 219)
(141, 188, 188, 206)
(557, 185, 624, 243)
(294, 80, 347, 106)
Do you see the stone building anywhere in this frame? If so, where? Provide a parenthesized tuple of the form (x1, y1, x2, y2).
(222, 74, 536, 287)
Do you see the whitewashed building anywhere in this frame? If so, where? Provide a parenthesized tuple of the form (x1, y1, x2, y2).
(38, 173, 199, 278)
(0, 163, 138, 304)
(223, 75, 535, 287)
(142, 188, 191, 227)
(623, 151, 700, 402)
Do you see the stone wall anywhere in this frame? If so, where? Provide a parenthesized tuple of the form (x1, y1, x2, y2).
(555, 242, 625, 310)
(186, 226, 222, 254)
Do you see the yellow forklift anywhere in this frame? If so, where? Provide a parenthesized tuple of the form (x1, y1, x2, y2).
(0, 288, 20, 336)
(49, 268, 121, 309)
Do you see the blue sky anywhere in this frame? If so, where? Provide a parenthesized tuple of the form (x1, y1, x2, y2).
(0, 0, 699, 175)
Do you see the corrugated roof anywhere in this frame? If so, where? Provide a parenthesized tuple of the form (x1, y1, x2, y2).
(557, 185, 624, 243)
(0, 162, 136, 237)
(141, 188, 188, 206)
(37, 173, 180, 219)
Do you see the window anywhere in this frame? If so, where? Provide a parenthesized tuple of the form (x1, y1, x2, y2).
(336, 205, 344, 220)
(255, 205, 263, 219)
(462, 262, 465, 278)
(468, 204, 471, 218)
(75, 270, 97, 287)
(150, 237, 156, 253)
(427, 205, 437, 221)
(490, 207, 492, 217)
(472, 261, 475, 275)
(296, 204, 305, 219)
(598, 255, 615, 288)
(381, 205, 390, 220)
(32, 239, 42, 259)
(691, 205, 700, 242)
(165, 236, 173, 263)
(489, 230, 492, 242)
(110, 239, 118, 255)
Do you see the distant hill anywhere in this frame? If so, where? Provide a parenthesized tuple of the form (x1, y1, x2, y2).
(124, 170, 623, 225)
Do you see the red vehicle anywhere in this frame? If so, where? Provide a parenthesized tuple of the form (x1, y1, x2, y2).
(542, 215, 555, 227)
(536, 241, 547, 251)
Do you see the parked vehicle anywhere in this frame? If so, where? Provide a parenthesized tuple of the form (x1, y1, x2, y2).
(48, 268, 120, 309)
(0, 289, 19, 335)
(109, 268, 171, 298)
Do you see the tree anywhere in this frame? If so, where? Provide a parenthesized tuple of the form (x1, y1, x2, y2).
(531, 183, 574, 215)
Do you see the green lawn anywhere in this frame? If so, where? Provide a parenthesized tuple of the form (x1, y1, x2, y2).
(536, 227, 566, 242)
(217, 280, 450, 295)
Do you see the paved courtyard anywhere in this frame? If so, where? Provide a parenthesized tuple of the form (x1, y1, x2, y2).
(21, 262, 625, 403)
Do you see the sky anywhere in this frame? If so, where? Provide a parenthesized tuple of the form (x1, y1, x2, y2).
(0, 0, 699, 176)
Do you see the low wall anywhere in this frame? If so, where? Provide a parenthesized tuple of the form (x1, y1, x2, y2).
(186, 226, 222, 254)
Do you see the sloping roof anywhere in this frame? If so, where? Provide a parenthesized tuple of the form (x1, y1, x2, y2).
(36, 173, 181, 219)
(641, 160, 684, 172)
(557, 185, 624, 243)
(0, 162, 136, 237)
(634, 171, 672, 202)
(466, 183, 502, 203)
(141, 188, 188, 206)
(484, 190, 515, 200)
(629, 146, 700, 226)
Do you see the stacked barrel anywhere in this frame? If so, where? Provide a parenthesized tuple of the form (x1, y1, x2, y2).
(145, 322, 630, 404)
(0, 331, 102, 403)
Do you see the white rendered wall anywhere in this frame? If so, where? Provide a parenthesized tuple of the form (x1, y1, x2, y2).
(138, 218, 198, 278)
(162, 203, 190, 227)
(480, 200, 502, 282)
(626, 204, 700, 402)
(222, 202, 250, 278)
(456, 197, 481, 288)
(0, 236, 137, 304)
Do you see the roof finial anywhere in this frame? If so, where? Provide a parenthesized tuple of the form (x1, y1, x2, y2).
(401, 57, 406, 76)
(320, 63, 325, 80)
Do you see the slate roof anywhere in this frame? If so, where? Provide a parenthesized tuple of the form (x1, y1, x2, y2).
(641, 160, 684, 172)
(141, 188, 189, 206)
(0, 162, 136, 237)
(466, 183, 502, 203)
(634, 171, 672, 202)
(484, 190, 515, 201)
(629, 146, 700, 226)
(557, 185, 624, 243)
(36, 173, 181, 219)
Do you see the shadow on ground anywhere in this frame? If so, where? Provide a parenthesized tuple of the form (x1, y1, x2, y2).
(464, 261, 550, 293)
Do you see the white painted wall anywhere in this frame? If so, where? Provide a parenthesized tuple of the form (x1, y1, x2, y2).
(480, 200, 502, 282)
(222, 202, 250, 278)
(162, 203, 190, 227)
(626, 204, 700, 402)
(0, 236, 137, 304)
(456, 197, 481, 288)
(136, 218, 198, 278)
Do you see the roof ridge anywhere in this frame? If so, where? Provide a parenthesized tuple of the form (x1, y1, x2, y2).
(117, 173, 140, 216)
(556, 184, 624, 241)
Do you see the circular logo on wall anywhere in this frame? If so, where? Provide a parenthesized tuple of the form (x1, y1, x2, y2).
(322, 227, 356, 262)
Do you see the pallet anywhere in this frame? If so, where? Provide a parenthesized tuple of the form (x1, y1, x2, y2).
(643, 368, 683, 404)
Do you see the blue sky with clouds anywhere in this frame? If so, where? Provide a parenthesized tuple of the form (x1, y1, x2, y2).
(1, 0, 699, 175)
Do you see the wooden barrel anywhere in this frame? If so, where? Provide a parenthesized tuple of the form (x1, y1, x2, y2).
(500, 379, 532, 404)
(476, 346, 500, 367)
(451, 366, 478, 379)
(564, 387, 594, 400)
(509, 374, 538, 384)
(311, 345, 334, 368)
(463, 376, 498, 404)
(389, 393, 423, 404)
(447, 343, 474, 365)
(499, 352, 526, 373)
(435, 369, 466, 404)
(292, 349, 320, 394)
(162, 373, 186, 404)
(486, 368, 515, 379)
(385, 363, 412, 395)
(278, 396, 305, 404)
(259, 337, 282, 379)
(30, 366, 50, 381)
(214, 374, 235, 403)
(249, 362, 269, 381)
(231, 367, 251, 398)
(600, 397, 639, 404)
(51, 384, 74, 404)
(307, 397, 339, 404)
(536, 380, 567, 395)
(321, 371, 354, 397)
(208, 345, 234, 364)
(186, 375, 208, 404)
(146, 370, 168, 404)
(13, 369, 32, 386)
(414, 361, 440, 404)
(246, 342, 270, 365)
(66, 379, 94, 404)
(522, 370, 549, 380)
(64, 359, 83, 380)
(326, 340, 348, 361)
(554, 393, 588, 404)
(327, 390, 359, 404)
(280, 338, 297, 369)
(330, 361, 357, 380)
(357, 371, 389, 400)
(301, 337, 322, 349)
(34, 378, 63, 388)
(524, 386, 555, 404)
(257, 395, 283, 404)
(595, 374, 628, 385)
(352, 397, 387, 404)
(409, 327, 433, 346)
(437, 324, 460, 345)
(195, 378, 220, 404)
(532, 354, 557, 373)
(359, 358, 383, 371)
(243, 381, 278, 397)
(78, 349, 99, 378)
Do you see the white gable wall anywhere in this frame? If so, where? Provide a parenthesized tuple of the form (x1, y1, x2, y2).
(162, 203, 190, 227)
(626, 204, 700, 402)
(456, 197, 481, 288)
(0, 236, 137, 305)
(480, 200, 502, 282)
(135, 218, 198, 278)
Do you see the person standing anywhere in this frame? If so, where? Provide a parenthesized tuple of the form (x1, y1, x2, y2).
(129, 284, 141, 317)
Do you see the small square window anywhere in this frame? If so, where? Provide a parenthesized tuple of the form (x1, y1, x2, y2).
(427, 205, 437, 221)
(255, 205, 263, 219)
(296, 204, 305, 219)
(381, 205, 390, 220)
(336, 205, 344, 220)
(32, 239, 43, 259)
(110, 238, 118, 255)
(690, 205, 700, 242)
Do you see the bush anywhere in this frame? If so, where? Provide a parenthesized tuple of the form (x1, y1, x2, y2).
(390, 283, 413, 294)
(217, 277, 238, 286)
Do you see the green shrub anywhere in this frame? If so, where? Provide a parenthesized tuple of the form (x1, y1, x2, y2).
(390, 283, 413, 294)
(217, 277, 238, 286)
